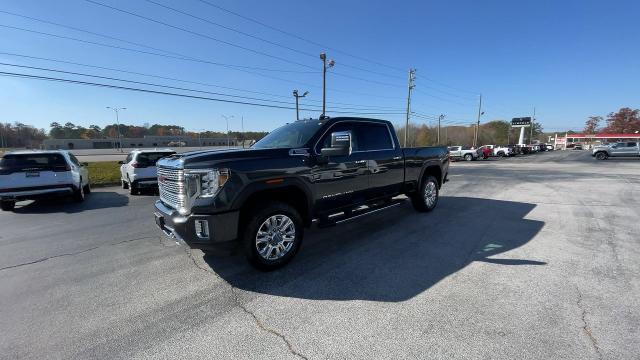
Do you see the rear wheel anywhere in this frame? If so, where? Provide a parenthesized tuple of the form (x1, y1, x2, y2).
(73, 180, 86, 202)
(595, 152, 608, 160)
(128, 176, 139, 195)
(411, 175, 439, 212)
(83, 182, 91, 194)
(497, 151, 505, 157)
(121, 179, 129, 189)
(1, 200, 15, 211)
(242, 202, 303, 271)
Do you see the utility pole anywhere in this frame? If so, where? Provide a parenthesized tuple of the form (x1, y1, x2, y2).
(106, 107, 126, 152)
(474, 94, 483, 147)
(292, 90, 308, 121)
(319, 53, 334, 118)
(437, 114, 445, 144)
(530, 106, 536, 144)
(404, 68, 416, 147)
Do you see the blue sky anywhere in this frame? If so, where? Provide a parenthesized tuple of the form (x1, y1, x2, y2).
(0, 0, 638, 133)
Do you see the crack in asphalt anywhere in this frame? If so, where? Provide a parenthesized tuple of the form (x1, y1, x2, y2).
(0, 235, 157, 272)
(231, 286, 309, 360)
(182, 247, 309, 360)
(576, 286, 603, 360)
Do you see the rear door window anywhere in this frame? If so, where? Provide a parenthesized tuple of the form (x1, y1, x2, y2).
(136, 152, 176, 166)
(353, 123, 394, 151)
(0, 154, 68, 174)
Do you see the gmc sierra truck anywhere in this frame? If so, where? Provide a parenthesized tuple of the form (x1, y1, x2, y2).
(153, 117, 449, 270)
(592, 141, 640, 160)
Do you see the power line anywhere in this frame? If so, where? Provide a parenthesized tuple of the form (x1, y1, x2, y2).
(192, 0, 407, 73)
(0, 70, 406, 116)
(84, 0, 318, 70)
(0, 52, 405, 111)
(0, 24, 314, 74)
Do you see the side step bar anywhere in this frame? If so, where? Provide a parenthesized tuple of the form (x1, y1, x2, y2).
(316, 198, 405, 228)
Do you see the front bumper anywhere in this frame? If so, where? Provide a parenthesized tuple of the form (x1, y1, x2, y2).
(153, 200, 240, 251)
(0, 185, 74, 201)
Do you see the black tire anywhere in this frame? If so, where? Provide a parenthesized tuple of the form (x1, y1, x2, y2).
(242, 202, 303, 271)
(122, 179, 129, 189)
(464, 154, 473, 161)
(411, 175, 439, 212)
(128, 177, 139, 195)
(83, 182, 91, 194)
(1, 200, 15, 211)
(73, 180, 86, 202)
(497, 151, 505, 157)
(595, 152, 608, 160)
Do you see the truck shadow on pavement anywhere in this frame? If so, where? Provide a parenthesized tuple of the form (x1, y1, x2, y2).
(204, 196, 546, 302)
(12, 191, 129, 214)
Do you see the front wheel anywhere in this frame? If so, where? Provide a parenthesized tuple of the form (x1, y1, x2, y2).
(242, 202, 303, 271)
(464, 154, 473, 161)
(1, 200, 16, 211)
(411, 175, 439, 212)
(595, 152, 608, 160)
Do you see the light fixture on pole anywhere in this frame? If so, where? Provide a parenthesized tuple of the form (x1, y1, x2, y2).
(106, 106, 126, 152)
(292, 90, 309, 121)
(319, 53, 334, 118)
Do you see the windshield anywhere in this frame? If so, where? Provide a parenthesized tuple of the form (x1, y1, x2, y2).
(137, 152, 175, 166)
(252, 121, 323, 149)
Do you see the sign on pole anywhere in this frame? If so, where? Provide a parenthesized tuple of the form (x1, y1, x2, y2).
(511, 117, 532, 127)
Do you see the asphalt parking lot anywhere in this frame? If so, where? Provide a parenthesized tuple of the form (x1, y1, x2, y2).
(1, 150, 639, 359)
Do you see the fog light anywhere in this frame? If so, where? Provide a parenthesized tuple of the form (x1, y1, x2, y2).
(195, 220, 210, 239)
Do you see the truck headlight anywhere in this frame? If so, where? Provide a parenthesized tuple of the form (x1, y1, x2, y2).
(200, 168, 229, 198)
(185, 168, 230, 199)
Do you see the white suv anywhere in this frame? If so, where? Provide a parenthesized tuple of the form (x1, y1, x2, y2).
(119, 149, 175, 195)
(0, 151, 90, 211)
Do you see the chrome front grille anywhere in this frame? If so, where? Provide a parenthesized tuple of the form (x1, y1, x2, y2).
(157, 166, 185, 211)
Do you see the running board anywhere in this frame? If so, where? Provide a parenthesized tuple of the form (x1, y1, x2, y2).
(316, 199, 405, 228)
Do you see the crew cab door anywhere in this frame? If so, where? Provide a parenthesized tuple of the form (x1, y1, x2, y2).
(356, 122, 404, 199)
(311, 122, 370, 213)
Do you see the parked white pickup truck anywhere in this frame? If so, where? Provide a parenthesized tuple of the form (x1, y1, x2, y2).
(0, 150, 90, 211)
(448, 146, 479, 161)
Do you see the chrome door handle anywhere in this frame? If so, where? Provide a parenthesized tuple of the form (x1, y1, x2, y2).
(392, 156, 401, 160)
(355, 160, 367, 164)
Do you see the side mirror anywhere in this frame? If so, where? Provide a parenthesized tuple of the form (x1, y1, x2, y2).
(320, 131, 352, 157)
(118, 160, 125, 165)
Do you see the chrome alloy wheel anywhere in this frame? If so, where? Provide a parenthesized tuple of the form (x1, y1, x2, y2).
(423, 180, 437, 208)
(255, 214, 296, 260)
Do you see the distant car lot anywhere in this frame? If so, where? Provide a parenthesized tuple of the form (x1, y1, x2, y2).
(1, 150, 639, 359)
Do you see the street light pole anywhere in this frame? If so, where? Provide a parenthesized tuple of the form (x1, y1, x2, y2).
(106, 106, 126, 152)
(221, 115, 234, 147)
(292, 90, 309, 121)
(319, 53, 334, 118)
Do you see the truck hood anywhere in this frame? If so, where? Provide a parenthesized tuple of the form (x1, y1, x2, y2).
(157, 147, 290, 168)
